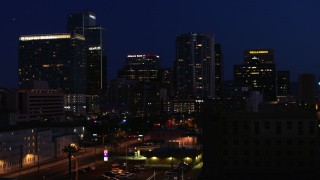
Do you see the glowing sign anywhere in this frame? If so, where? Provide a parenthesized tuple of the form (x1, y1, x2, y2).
(89, 14, 96, 20)
(249, 51, 269, 54)
(127, 55, 145, 58)
(104, 150, 108, 161)
(88, 46, 101, 50)
(20, 34, 71, 41)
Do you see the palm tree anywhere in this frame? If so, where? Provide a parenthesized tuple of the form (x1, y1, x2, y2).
(63, 144, 78, 180)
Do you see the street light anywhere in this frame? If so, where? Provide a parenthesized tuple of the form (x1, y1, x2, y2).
(102, 134, 107, 147)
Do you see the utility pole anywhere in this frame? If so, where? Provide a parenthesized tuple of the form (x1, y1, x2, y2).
(126, 145, 128, 171)
(19, 145, 22, 176)
(73, 156, 78, 180)
(102, 134, 107, 147)
(35, 129, 40, 173)
(94, 147, 97, 165)
(182, 167, 184, 180)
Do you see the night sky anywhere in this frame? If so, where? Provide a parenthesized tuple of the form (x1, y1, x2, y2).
(1, 0, 320, 88)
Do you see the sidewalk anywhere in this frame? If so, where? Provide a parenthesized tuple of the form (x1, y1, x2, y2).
(0, 147, 96, 178)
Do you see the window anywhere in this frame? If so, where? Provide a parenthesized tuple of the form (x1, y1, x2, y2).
(254, 140, 260, 145)
(255, 160, 260, 167)
(244, 140, 249, 145)
(265, 140, 270, 145)
(233, 122, 239, 134)
(265, 121, 270, 129)
(244, 150, 249, 156)
(254, 150, 260, 156)
(276, 122, 281, 135)
(254, 122, 259, 135)
(298, 140, 304, 146)
(286, 121, 292, 129)
(276, 150, 282, 156)
(223, 139, 228, 145)
(233, 160, 239, 166)
(309, 121, 315, 135)
(243, 121, 249, 129)
(298, 121, 303, 135)
(233, 140, 239, 145)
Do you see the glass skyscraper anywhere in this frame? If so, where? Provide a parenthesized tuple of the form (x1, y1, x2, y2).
(174, 32, 215, 99)
(18, 34, 87, 115)
(67, 11, 107, 115)
(234, 49, 277, 102)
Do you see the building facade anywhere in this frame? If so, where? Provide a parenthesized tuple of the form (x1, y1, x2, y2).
(277, 71, 290, 96)
(68, 11, 107, 116)
(17, 89, 64, 123)
(298, 74, 317, 108)
(118, 54, 160, 81)
(234, 49, 277, 102)
(0, 128, 54, 173)
(202, 112, 320, 180)
(67, 11, 96, 35)
(215, 44, 223, 98)
(18, 34, 87, 116)
(0, 88, 17, 127)
(174, 33, 215, 99)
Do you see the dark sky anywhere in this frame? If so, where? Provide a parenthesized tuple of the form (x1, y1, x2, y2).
(1, 0, 320, 88)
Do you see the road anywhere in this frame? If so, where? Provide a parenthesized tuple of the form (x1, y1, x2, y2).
(0, 137, 149, 179)
(0, 136, 203, 180)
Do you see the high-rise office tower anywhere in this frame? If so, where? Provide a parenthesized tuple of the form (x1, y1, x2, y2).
(18, 34, 87, 115)
(118, 54, 160, 81)
(234, 49, 277, 102)
(174, 32, 215, 99)
(85, 26, 107, 115)
(115, 54, 161, 115)
(68, 11, 107, 115)
(67, 11, 96, 35)
(298, 74, 317, 107)
(277, 71, 290, 96)
(215, 44, 223, 98)
(244, 49, 274, 65)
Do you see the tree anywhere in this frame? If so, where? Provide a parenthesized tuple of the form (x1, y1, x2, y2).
(63, 144, 78, 180)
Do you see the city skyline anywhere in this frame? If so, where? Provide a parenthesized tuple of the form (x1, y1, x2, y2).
(2, 0, 320, 88)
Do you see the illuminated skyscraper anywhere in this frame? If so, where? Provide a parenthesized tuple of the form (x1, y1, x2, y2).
(85, 26, 107, 115)
(67, 11, 96, 35)
(174, 32, 215, 99)
(215, 44, 223, 97)
(244, 49, 274, 65)
(115, 54, 161, 115)
(234, 49, 277, 102)
(277, 71, 290, 96)
(68, 11, 107, 115)
(18, 34, 87, 115)
(118, 54, 160, 81)
(298, 73, 317, 107)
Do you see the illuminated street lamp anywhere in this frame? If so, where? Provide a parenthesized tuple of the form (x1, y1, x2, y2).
(102, 134, 107, 147)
